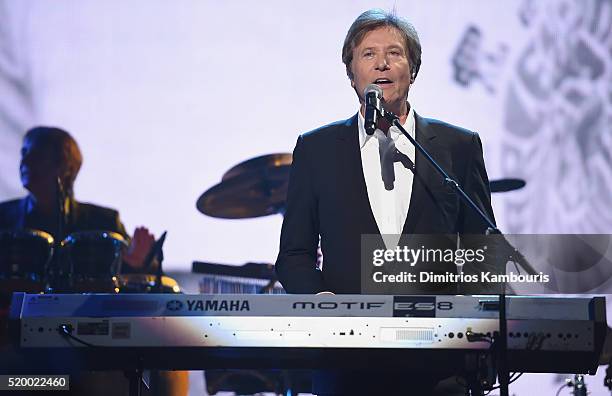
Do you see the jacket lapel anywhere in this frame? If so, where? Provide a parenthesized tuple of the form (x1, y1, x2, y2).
(402, 112, 439, 234)
(335, 114, 380, 236)
(334, 111, 446, 238)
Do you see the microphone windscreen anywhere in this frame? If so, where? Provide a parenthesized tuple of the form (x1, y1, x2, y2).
(364, 84, 383, 98)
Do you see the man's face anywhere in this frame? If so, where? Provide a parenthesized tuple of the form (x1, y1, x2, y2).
(20, 137, 61, 196)
(349, 26, 412, 110)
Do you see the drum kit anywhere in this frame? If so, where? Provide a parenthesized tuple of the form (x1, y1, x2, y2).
(196, 153, 293, 218)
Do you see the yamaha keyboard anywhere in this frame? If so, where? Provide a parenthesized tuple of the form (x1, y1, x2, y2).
(7, 293, 607, 374)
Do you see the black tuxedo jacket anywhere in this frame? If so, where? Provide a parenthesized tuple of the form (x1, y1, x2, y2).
(276, 112, 496, 294)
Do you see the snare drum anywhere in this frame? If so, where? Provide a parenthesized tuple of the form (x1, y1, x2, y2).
(60, 231, 127, 292)
(0, 229, 53, 294)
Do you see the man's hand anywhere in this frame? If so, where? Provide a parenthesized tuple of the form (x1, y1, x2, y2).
(123, 226, 156, 269)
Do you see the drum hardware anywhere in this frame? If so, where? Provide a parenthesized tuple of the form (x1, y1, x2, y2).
(0, 229, 54, 282)
(194, 153, 293, 295)
(116, 231, 180, 294)
(58, 231, 127, 293)
(205, 369, 311, 396)
(572, 374, 588, 396)
(59, 229, 179, 294)
(489, 178, 526, 193)
(0, 229, 54, 346)
(558, 374, 589, 396)
(462, 352, 496, 396)
(196, 153, 292, 219)
(197, 153, 524, 220)
(192, 261, 277, 280)
(1, 227, 180, 296)
(142, 231, 167, 293)
(192, 261, 283, 294)
(113, 274, 181, 294)
(605, 359, 612, 392)
(0, 229, 54, 295)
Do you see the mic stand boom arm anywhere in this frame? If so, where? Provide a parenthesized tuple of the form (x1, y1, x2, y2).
(382, 111, 496, 231)
(380, 109, 510, 396)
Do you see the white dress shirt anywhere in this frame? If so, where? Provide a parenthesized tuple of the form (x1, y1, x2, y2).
(358, 105, 416, 248)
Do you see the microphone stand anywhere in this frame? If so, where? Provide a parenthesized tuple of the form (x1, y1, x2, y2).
(56, 177, 69, 242)
(379, 109, 512, 396)
(50, 177, 69, 293)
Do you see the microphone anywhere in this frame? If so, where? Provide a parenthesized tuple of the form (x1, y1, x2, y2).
(364, 84, 383, 135)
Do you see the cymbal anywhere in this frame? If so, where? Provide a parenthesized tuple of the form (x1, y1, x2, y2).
(490, 178, 526, 193)
(198, 155, 525, 218)
(197, 153, 292, 219)
(222, 153, 292, 181)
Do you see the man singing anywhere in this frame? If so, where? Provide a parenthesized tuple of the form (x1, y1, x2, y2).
(276, 9, 495, 294)
(275, 9, 496, 395)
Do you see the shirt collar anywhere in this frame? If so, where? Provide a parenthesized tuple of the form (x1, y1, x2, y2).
(358, 104, 415, 149)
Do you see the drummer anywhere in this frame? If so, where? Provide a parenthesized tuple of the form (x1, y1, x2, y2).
(0, 126, 189, 396)
(0, 126, 155, 271)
